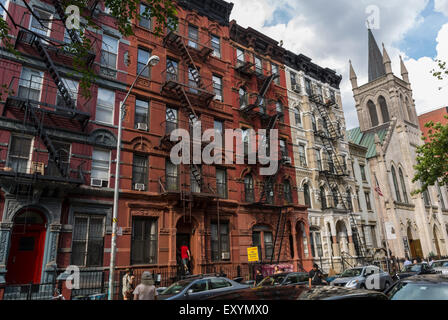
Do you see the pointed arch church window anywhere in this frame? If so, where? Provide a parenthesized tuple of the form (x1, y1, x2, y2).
(378, 96, 390, 123)
(368, 100, 379, 127)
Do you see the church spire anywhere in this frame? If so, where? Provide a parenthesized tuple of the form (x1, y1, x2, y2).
(382, 43, 392, 75)
(400, 55, 409, 83)
(349, 60, 358, 89)
(368, 29, 386, 82)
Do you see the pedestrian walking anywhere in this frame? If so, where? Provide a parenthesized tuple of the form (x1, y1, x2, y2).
(308, 264, 327, 288)
(180, 242, 191, 275)
(122, 268, 135, 300)
(255, 269, 264, 285)
(133, 272, 157, 300)
(403, 257, 412, 267)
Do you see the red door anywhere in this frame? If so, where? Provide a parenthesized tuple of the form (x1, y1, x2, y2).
(6, 224, 46, 284)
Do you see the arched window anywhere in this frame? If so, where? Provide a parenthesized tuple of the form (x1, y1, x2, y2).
(399, 168, 409, 204)
(378, 96, 390, 123)
(391, 166, 402, 202)
(405, 97, 413, 122)
(320, 187, 327, 210)
(294, 107, 301, 126)
(367, 100, 379, 127)
(239, 87, 248, 109)
(284, 179, 292, 203)
(244, 174, 254, 202)
(303, 183, 311, 208)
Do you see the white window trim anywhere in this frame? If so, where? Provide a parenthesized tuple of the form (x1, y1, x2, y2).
(91, 149, 111, 186)
(29, 7, 53, 38)
(7, 135, 34, 174)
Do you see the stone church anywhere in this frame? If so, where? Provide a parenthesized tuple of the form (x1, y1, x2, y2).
(348, 29, 448, 259)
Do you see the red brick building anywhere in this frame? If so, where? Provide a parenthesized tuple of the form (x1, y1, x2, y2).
(418, 106, 448, 142)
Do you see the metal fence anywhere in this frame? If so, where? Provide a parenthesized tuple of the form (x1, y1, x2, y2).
(3, 283, 57, 300)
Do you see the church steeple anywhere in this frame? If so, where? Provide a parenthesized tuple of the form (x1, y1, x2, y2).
(349, 60, 358, 89)
(400, 55, 409, 83)
(368, 29, 386, 82)
(382, 43, 393, 75)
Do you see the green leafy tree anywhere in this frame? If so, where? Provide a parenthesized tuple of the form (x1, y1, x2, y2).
(0, 0, 178, 97)
(412, 116, 448, 194)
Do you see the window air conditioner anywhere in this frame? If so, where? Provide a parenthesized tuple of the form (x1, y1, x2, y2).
(91, 178, 108, 188)
(134, 183, 146, 191)
(136, 123, 148, 131)
(282, 156, 292, 165)
(221, 252, 230, 260)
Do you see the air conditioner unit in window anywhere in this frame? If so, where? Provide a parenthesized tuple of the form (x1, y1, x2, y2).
(91, 178, 108, 188)
(292, 84, 301, 93)
(134, 183, 146, 191)
(221, 252, 230, 260)
(282, 156, 292, 165)
(31, 162, 45, 175)
(214, 95, 223, 102)
(136, 123, 148, 131)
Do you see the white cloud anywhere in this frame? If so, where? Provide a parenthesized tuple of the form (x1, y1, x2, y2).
(435, 0, 448, 16)
(229, 0, 444, 129)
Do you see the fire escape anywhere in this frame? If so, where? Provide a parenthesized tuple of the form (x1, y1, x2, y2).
(0, 2, 95, 194)
(159, 27, 216, 223)
(309, 88, 368, 260)
(238, 63, 290, 264)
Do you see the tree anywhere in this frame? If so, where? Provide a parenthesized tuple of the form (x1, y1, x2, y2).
(412, 117, 448, 194)
(0, 0, 178, 97)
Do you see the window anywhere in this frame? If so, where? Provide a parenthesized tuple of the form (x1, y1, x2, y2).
(71, 215, 104, 267)
(216, 168, 227, 198)
(166, 107, 178, 135)
(18, 68, 43, 102)
(391, 166, 401, 202)
(378, 96, 390, 123)
(96, 88, 115, 124)
(290, 71, 297, 86)
(310, 231, 323, 258)
(244, 175, 254, 202)
(254, 56, 263, 75)
(294, 107, 301, 126)
(188, 66, 200, 94)
(284, 180, 293, 203)
(139, 3, 151, 29)
(271, 63, 279, 84)
(280, 139, 287, 158)
(211, 222, 230, 261)
(214, 120, 224, 147)
(346, 189, 353, 210)
(101, 34, 118, 69)
(303, 184, 311, 208)
(265, 179, 274, 204)
(131, 217, 158, 264)
(213, 75, 223, 101)
(242, 128, 249, 156)
(188, 25, 199, 49)
(264, 231, 274, 260)
(252, 230, 262, 260)
(311, 113, 317, 132)
(298, 144, 307, 167)
(437, 183, 446, 210)
(320, 187, 327, 209)
(7, 136, 32, 173)
(166, 58, 178, 81)
(132, 154, 148, 188)
(236, 48, 245, 63)
(46, 141, 70, 177)
(239, 87, 248, 109)
(91, 149, 110, 185)
(332, 188, 339, 207)
(30, 8, 51, 37)
(365, 192, 372, 211)
(165, 159, 178, 191)
(135, 99, 149, 129)
(209, 278, 231, 289)
(329, 89, 336, 103)
(137, 48, 151, 78)
(211, 34, 221, 58)
(304, 79, 312, 96)
(360, 165, 367, 181)
(276, 101, 284, 122)
(191, 165, 201, 193)
(368, 100, 379, 127)
(56, 78, 78, 108)
(398, 168, 409, 204)
(423, 188, 431, 206)
(316, 149, 322, 171)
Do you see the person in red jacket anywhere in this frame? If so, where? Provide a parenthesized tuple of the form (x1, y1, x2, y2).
(180, 242, 191, 275)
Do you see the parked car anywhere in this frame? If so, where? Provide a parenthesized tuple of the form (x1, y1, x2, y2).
(157, 275, 250, 300)
(207, 285, 388, 300)
(396, 263, 436, 280)
(385, 274, 448, 300)
(331, 265, 393, 291)
(257, 272, 309, 287)
(429, 260, 448, 274)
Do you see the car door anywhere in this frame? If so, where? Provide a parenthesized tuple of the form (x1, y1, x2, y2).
(208, 278, 234, 298)
(187, 279, 209, 300)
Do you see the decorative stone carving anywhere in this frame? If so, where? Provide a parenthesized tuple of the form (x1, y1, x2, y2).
(89, 129, 117, 148)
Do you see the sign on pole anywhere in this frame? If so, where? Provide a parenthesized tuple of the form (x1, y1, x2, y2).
(247, 247, 259, 262)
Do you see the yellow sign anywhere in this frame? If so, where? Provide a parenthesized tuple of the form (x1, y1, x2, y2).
(247, 247, 259, 262)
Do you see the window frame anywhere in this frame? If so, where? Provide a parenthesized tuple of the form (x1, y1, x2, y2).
(91, 149, 111, 186)
(6, 135, 33, 174)
(139, 3, 152, 30)
(211, 34, 221, 58)
(96, 87, 115, 124)
(211, 221, 230, 262)
(137, 47, 151, 78)
(216, 168, 228, 199)
(101, 34, 119, 70)
(132, 153, 149, 188)
(212, 74, 223, 102)
(71, 214, 105, 267)
(131, 216, 158, 265)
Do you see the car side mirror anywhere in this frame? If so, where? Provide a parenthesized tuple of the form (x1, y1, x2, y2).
(186, 289, 194, 296)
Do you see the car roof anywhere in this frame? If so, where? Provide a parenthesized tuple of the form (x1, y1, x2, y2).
(403, 274, 448, 283)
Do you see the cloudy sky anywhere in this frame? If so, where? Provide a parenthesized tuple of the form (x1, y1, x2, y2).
(229, 0, 448, 129)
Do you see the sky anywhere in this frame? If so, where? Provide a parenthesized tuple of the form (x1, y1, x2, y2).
(229, 0, 448, 129)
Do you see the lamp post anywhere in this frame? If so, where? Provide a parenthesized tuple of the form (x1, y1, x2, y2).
(108, 55, 160, 300)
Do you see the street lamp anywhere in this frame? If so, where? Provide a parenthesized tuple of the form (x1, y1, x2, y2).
(108, 55, 160, 300)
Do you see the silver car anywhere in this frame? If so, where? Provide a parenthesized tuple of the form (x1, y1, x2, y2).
(331, 265, 393, 291)
(430, 260, 448, 274)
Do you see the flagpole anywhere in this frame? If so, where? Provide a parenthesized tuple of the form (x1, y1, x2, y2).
(374, 173, 391, 272)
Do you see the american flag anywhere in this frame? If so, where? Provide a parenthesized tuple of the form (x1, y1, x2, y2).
(374, 174, 384, 197)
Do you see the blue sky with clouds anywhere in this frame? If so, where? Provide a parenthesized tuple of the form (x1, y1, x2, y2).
(230, 0, 448, 129)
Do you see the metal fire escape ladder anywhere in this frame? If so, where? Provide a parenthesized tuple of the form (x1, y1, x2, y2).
(311, 93, 368, 259)
(242, 73, 278, 114)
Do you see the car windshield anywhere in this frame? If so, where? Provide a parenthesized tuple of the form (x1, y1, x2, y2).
(340, 268, 363, 278)
(389, 282, 448, 300)
(258, 274, 287, 286)
(161, 279, 192, 295)
(402, 264, 422, 273)
(432, 261, 448, 268)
